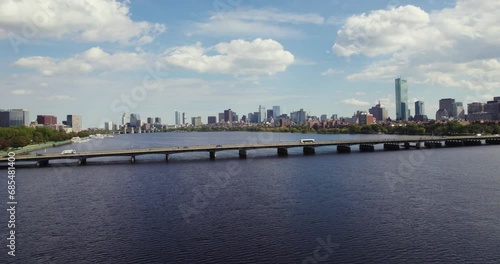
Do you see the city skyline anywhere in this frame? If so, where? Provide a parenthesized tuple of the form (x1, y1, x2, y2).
(1, 0, 499, 126)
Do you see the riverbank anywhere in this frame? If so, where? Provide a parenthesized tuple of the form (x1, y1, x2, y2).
(0, 140, 72, 156)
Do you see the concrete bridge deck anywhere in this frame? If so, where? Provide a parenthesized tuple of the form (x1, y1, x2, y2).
(1, 135, 499, 166)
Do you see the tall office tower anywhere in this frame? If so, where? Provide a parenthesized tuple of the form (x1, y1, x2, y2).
(468, 102, 485, 114)
(224, 109, 233, 123)
(129, 114, 140, 128)
(395, 78, 408, 121)
(104, 122, 113, 131)
(415, 101, 425, 116)
(454, 102, 465, 119)
(182, 112, 186, 125)
(0, 109, 30, 127)
(218, 113, 225, 123)
(191, 117, 202, 127)
(267, 109, 274, 119)
(147, 117, 154, 124)
(258, 105, 266, 123)
(175, 111, 181, 125)
(67, 115, 82, 132)
(122, 112, 130, 125)
(439, 98, 455, 118)
(369, 102, 388, 122)
(155, 117, 161, 124)
(272, 106, 281, 118)
(207, 116, 217, 124)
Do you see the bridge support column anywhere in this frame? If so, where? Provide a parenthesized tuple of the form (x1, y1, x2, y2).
(36, 160, 49, 167)
(425, 141, 442, 148)
(416, 142, 421, 149)
(303, 146, 315, 155)
(464, 139, 482, 146)
(165, 154, 169, 162)
(384, 143, 400, 151)
(338, 145, 351, 153)
(486, 138, 500, 145)
(404, 142, 410, 150)
(130, 156, 136, 163)
(78, 158, 87, 165)
(209, 150, 216, 160)
(277, 147, 288, 157)
(239, 149, 247, 159)
(358, 144, 373, 152)
(445, 140, 464, 147)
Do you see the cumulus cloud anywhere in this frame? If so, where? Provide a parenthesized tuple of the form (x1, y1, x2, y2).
(0, 0, 166, 44)
(321, 68, 342, 76)
(190, 8, 324, 37)
(47, 95, 74, 101)
(342, 98, 370, 106)
(13, 47, 148, 76)
(11, 89, 32, 95)
(333, 0, 500, 91)
(162, 38, 294, 75)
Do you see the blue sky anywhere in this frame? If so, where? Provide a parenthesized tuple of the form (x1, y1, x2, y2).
(1, 0, 499, 127)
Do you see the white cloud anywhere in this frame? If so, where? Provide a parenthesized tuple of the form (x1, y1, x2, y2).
(333, 0, 500, 91)
(47, 95, 74, 101)
(356, 91, 366, 96)
(321, 68, 342, 76)
(13, 47, 148, 76)
(11, 89, 32, 95)
(190, 8, 324, 37)
(162, 38, 294, 75)
(0, 0, 165, 44)
(342, 98, 370, 106)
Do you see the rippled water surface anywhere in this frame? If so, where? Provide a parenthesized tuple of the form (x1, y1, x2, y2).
(2, 132, 500, 263)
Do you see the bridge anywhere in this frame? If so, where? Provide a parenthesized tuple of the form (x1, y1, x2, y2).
(1, 135, 499, 167)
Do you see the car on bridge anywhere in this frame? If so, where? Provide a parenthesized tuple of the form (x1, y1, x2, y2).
(61, 149, 77, 155)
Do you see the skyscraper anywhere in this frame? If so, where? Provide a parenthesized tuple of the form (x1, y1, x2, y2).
(224, 109, 233, 123)
(0, 109, 30, 127)
(415, 101, 425, 116)
(129, 114, 140, 128)
(439, 98, 455, 118)
(272, 106, 281, 118)
(395, 78, 408, 121)
(122, 112, 130, 125)
(369, 103, 388, 122)
(258, 105, 266, 123)
(175, 111, 181, 125)
(67, 115, 82, 132)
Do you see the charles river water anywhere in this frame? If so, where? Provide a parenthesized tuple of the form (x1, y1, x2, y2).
(1, 132, 500, 263)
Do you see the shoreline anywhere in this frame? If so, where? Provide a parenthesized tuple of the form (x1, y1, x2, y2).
(0, 140, 72, 156)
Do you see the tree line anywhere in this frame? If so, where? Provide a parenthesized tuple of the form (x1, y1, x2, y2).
(0, 127, 93, 150)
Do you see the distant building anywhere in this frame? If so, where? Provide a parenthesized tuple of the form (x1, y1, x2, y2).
(37, 115, 57, 125)
(369, 103, 388, 122)
(129, 114, 140, 127)
(191, 116, 202, 127)
(147, 117, 154, 124)
(439, 98, 455, 118)
(175, 111, 181, 125)
(267, 109, 274, 119)
(218, 113, 225, 123)
(415, 101, 425, 116)
(290, 109, 307, 125)
(67, 114, 82, 132)
(395, 78, 408, 121)
(207, 116, 217, 124)
(182, 112, 186, 125)
(454, 102, 465, 119)
(122, 112, 130, 125)
(468, 102, 485, 114)
(224, 109, 233, 123)
(155, 117, 162, 125)
(272, 106, 281, 118)
(358, 112, 376, 125)
(104, 122, 113, 131)
(258, 105, 266, 123)
(435, 109, 449, 121)
(320, 115, 327, 122)
(0, 109, 30, 127)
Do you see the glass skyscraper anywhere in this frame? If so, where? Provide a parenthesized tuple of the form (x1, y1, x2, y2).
(395, 78, 408, 121)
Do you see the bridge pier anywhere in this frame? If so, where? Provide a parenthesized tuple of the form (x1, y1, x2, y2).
(78, 158, 87, 165)
(36, 160, 49, 167)
(404, 142, 410, 150)
(464, 139, 482, 146)
(130, 156, 136, 163)
(165, 154, 169, 162)
(358, 144, 373, 152)
(384, 143, 400, 151)
(209, 150, 216, 160)
(338, 145, 351, 153)
(277, 147, 288, 157)
(425, 141, 442, 148)
(445, 140, 464, 147)
(416, 142, 421, 149)
(486, 138, 500, 145)
(303, 146, 315, 155)
(238, 149, 247, 159)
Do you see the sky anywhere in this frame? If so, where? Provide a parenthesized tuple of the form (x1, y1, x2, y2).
(0, 0, 499, 128)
